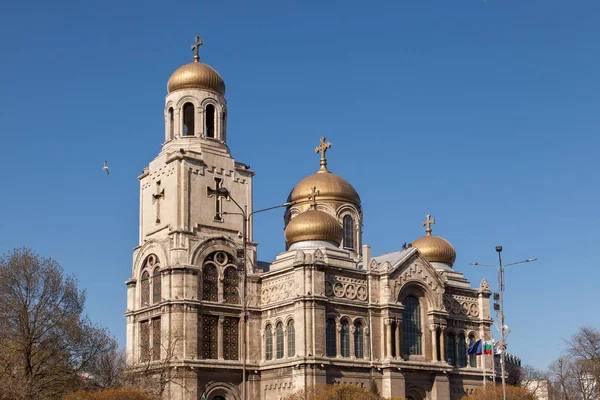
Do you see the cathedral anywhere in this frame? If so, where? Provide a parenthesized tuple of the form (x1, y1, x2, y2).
(125, 37, 495, 400)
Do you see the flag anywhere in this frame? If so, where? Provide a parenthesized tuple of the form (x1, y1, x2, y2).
(484, 341, 493, 355)
(467, 339, 482, 355)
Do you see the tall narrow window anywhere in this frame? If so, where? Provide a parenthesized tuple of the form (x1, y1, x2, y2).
(287, 320, 295, 357)
(140, 320, 150, 362)
(326, 319, 336, 357)
(446, 332, 456, 366)
(152, 317, 161, 361)
(402, 296, 422, 355)
(205, 104, 215, 138)
(141, 271, 150, 306)
(202, 315, 218, 359)
(343, 215, 354, 249)
(223, 317, 239, 360)
(354, 321, 364, 358)
(276, 322, 284, 359)
(265, 325, 273, 360)
(183, 102, 195, 136)
(152, 267, 161, 304)
(341, 320, 350, 357)
(168, 107, 174, 139)
(202, 264, 218, 301)
(223, 267, 240, 304)
(458, 333, 467, 367)
(469, 335, 477, 367)
(222, 108, 227, 142)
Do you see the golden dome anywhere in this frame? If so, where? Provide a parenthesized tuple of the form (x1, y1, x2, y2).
(411, 235, 456, 265)
(167, 61, 226, 95)
(410, 214, 456, 265)
(284, 209, 343, 245)
(288, 170, 360, 205)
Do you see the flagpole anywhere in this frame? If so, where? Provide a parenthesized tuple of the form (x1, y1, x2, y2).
(482, 345, 486, 387)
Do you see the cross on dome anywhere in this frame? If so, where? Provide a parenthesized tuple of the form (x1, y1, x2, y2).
(422, 214, 435, 236)
(315, 137, 332, 172)
(308, 186, 320, 209)
(191, 35, 203, 62)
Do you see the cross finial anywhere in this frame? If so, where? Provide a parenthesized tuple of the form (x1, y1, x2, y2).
(308, 186, 320, 209)
(315, 137, 332, 172)
(422, 214, 435, 236)
(191, 35, 203, 62)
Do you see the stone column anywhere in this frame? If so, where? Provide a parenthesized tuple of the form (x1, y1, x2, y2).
(350, 325, 356, 358)
(395, 319, 401, 359)
(440, 324, 447, 363)
(336, 323, 341, 357)
(218, 316, 224, 360)
(430, 323, 439, 362)
(384, 319, 392, 359)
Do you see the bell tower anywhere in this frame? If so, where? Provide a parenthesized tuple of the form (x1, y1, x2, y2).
(126, 38, 254, 395)
(136, 36, 253, 249)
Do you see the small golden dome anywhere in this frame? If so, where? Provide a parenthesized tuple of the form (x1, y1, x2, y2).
(411, 235, 457, 265)
(284, 209, 343, 245)
(167, 61, 226, 95)
(288, 171, 360, 205)
(410, 214, 456, 265)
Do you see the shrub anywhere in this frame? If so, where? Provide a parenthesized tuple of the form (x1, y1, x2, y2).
(463, 385, 535, 400)
(63, 388, 157, 400)
(282, 384, 405, 400)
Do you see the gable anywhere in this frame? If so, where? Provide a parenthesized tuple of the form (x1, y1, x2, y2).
(389, 253, 445, 310)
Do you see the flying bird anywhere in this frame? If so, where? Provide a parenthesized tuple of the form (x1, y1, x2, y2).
(103, 160, 110, 175)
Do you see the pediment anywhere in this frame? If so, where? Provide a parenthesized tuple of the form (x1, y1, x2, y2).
(389, 253, 446, 309)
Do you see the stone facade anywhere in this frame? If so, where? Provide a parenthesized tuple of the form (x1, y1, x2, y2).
(125, 44, 495, 400)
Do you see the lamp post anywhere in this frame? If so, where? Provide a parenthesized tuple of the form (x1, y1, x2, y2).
(213, 186, 294, 400)
(470, 247, 537, 400)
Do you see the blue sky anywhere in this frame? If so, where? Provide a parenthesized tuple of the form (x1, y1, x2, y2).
(1, 0, 598, 371)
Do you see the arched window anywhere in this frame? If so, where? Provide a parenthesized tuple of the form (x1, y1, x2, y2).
(458, 333, 467, 367)
(265, 325, 273, 360)
(469, 334, 477, 367)
(152, 267, 161, 304)
(340, 320, 350, 357)
(205, 104, 215, 138)
(168, 107, 174, 139)
(202, 264, 218, 301)
(183, 102, 195, 136)
(141, 271, 150, 306)
(287, 320, 295, 357)
(446, 332, 456, 366)
(354, 321, 364, 358)
(223, 267, 239, 304)
(402, 296, 422, 355)
(326, 318, 336, 357)
(276, 322, 284, 359)
(343, 215, 354, 250)
(222, 108, 227, 142)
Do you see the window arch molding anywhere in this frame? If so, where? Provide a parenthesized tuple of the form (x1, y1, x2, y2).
(397, 282, 436, 311)
(190, 238, 238, 267)
(133, 241, 169, 279)
(138, 252, 162, 308)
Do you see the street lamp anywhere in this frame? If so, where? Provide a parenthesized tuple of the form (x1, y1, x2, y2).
(469, 246, 537, 400)
(214, 186, 294, 400)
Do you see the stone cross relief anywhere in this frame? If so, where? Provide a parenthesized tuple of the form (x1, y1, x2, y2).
(206, 177, 224, 221)
(152, 181, 165, 224)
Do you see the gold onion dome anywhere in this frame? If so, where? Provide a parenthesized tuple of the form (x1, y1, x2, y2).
(285, 209, 343, 245)
(411, 215, 456, 266)
(167, 36, 226, 95)
(285, 187, 343, 246)
(288, 137, 360, 205)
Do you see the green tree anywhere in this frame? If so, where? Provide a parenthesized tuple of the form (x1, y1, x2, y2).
(0, 248, 118, 400)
